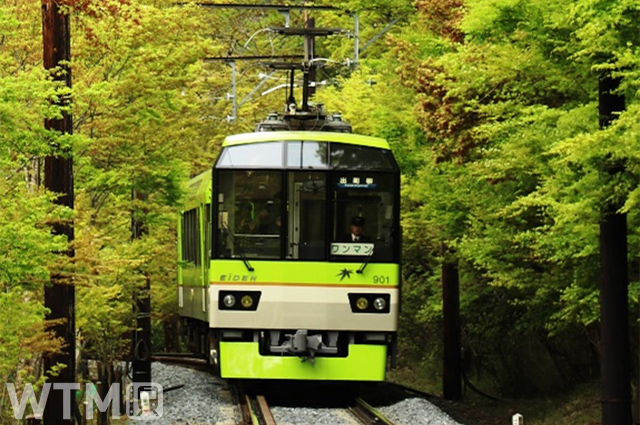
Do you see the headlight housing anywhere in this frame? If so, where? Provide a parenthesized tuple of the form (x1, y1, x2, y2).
(218, 291, 261, 311)
(348, 293, 390, 313)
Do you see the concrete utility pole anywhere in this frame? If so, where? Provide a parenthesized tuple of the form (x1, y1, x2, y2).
(598, 74, 632, 425)
(42, 1, 76, 423)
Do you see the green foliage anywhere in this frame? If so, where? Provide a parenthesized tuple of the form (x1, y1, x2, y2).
(0, 2, 75, 420)
(0, 289, 61, 423)
(5, 0, 640, 402)
(0, 186, 68, 291)
(67, 0, 215, 373)
(328, 0, 415, 15)
(570, 0, 640, 64)
(74, 199, 143, 364)
(381, 0, 640, 394)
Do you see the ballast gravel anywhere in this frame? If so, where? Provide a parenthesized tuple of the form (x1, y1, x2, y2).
(127, 362, 236, 425)
(270, 406, 360, 425)
(136, 362, 466, 425)
(377, 397, 464, 425)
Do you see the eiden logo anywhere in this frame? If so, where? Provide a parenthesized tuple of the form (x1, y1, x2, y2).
(219, 273, 257, 282)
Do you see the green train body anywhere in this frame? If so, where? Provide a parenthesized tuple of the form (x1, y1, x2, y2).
(178, 130, 400, 381)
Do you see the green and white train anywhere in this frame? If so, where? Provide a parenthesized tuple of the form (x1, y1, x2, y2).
(178, 113, 400, 381)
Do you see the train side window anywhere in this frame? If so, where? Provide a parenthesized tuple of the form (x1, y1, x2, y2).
(181, 208, 201, 267)
(204, 204, 211, 262)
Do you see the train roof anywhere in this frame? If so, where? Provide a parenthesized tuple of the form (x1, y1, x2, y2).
(223, 131, 390, 150)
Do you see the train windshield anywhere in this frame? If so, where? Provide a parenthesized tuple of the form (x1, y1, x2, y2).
(214, 141, 399, 262)
(329, 172, 395, 262)
(215, 141, 395, 170)
(216, 170, 283, 260)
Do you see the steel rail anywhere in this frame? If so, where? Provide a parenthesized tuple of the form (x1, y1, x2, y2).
(255, 395, 277, 425)
(232, 382, 277, 425)
(232, 384, 253, 425)
(350, 397, 397, 425)
(151, 355, 211, 372)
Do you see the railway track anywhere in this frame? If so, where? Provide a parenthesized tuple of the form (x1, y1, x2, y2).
(230, 381, 399, 425)
(151, 358, 416, 425)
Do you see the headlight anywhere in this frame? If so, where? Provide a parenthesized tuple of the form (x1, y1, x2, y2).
(348, 293, 390, 313)
(219, 291, 261, 311)
(356, 297, 369, 310)
(223, 294, 236, 308)
(241, 295, 254, 308)
(373, 297, 386, 311)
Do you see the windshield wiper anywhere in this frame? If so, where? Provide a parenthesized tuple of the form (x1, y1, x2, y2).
(356, 250, 374, 274)
(222, 223, 254, 272)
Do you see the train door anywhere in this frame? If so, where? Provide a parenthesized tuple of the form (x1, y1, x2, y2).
(287, 171, 326, 260)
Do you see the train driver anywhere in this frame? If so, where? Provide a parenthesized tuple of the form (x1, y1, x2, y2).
(343, 216, 372, 242)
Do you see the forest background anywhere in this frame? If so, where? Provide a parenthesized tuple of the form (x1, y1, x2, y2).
(2, 0, 640, 423)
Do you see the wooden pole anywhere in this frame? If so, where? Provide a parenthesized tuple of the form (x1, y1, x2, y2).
(131, 191, 152, 399)
(598, 74, 632, 425)
(443, 253, 462, 400)
(42, 1, 75, 423)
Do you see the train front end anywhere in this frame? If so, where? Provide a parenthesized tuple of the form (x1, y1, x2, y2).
(180, 130, 400, 381)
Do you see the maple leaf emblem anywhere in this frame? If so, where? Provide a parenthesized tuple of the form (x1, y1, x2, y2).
(337, 268, 353, 281)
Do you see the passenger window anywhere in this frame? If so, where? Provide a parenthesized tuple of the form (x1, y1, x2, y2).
(181, 208, 201, 266)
